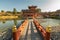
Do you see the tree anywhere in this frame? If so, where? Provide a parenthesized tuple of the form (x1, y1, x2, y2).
(1, 10, 4, 13)
(1, 10, 5, 15)
(6, 11, 11, 13)
(37, 8, 41, 13)
(13, 8, 17, 14)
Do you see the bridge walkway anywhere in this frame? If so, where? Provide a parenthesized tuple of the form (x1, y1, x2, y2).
(20, 20, 43, 40)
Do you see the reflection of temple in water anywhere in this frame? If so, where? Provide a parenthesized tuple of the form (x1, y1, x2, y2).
(22, 6, 41, 18)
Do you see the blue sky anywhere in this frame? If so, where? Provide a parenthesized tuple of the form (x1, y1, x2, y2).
(0, 0, 60, 12)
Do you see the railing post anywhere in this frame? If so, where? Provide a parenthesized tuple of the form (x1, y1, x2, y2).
(33, 19, 51, 40)
(12, 25, 19, 40)
(45, 25, 51, 40)
(12, 19, 28, 40)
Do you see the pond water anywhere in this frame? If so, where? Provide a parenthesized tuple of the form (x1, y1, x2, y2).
(0, 20, 24, 33)
(0, 18, 60, 32)
(0, 18, 60, 40)
(37, 18, 60, 28)
(0, 19, 24, 40)
(37, 18, 60, 40)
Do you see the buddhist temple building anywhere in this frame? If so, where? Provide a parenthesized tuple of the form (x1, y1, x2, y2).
(22, 6, 41, 18)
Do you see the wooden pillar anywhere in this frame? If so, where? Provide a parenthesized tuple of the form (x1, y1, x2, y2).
(45, 25, 51, 40)
(12, 26, 19, 40)
(45, 32, 50, 40)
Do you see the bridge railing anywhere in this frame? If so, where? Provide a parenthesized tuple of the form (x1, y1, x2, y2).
(33, 19, 51, 40)
(12, 19, 28, 40)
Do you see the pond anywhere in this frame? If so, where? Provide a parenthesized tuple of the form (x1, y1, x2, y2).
(0, 18, 60, 40)
(0, 19, 24, 40)
(37, 18, 60, 40)
(0, 19, 24, 34)
(37, 18, 60, 28)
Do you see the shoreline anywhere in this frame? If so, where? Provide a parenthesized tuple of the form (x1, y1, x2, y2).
(0, 16, 18, 20)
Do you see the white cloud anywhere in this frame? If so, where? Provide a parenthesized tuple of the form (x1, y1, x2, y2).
(38, 0, 60, 12)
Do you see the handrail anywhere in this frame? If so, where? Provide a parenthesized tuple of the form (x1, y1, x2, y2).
(33, 19, 51, 40)
(12, 19, 28, 40)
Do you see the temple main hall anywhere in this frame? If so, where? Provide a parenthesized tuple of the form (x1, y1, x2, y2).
(22, 6, 41, 18)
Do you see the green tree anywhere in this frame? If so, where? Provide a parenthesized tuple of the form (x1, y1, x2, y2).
(6, 11, 11, 13)
(1, 10, 4, 13)
(1, 10, 5, 15)
(37, 8, 41, 13)
(13, 8, 17, 14)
